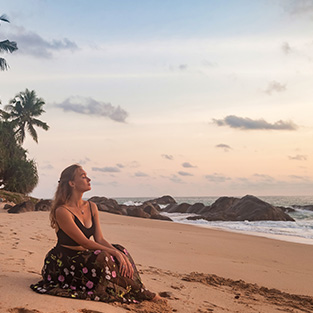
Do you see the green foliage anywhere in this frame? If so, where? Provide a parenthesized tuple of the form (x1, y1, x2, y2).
(0, 121, 38, 194)
(0, 189, 38, 204)
(4, 89, 49, 144)
(0, 14, 18, 71)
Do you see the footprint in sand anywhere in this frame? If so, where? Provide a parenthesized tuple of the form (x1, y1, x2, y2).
(79, 309, 103, 313)
(8, 308, 42, 313)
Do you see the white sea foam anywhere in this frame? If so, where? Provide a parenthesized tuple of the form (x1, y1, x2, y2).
(116, 195, 313, 245)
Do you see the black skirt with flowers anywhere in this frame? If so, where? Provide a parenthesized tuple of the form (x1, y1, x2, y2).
(30, 244, 155, 303)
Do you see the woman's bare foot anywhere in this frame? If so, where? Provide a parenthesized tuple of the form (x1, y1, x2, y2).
(152, 294, 167, 302)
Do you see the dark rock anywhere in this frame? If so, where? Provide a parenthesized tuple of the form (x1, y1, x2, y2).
(3, 203, 13, 210)
(144, 195, 176, 206)
(198, 205, 212, 215)
(126, 207, 150, 218)
(186, 203, 205, 214)
(167, 203, 190, 213)
(88, 196, 120, 211)
(8, 200, 35, 213)
(202, 197, 240, 215)
(97, 203, 127, 215)
(35, 199, 52, 211)
(203, 195, 295, 221)
(277, 206, 296, 213)
(291, 205, 313, 211)
(143, 202, 160, 216)
(150, 214, 173, 221)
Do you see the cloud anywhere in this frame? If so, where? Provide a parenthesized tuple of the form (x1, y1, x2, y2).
(6, 26, 78, 58)
(134, 171, 149, 177)
(161, 174, 184, 184)
(40, 164, 54, 170)
(265, 81, 287, 95)
(283, 1, 313, 15)
(178, 171, 193, 176)
(281, 42, 292, 55)
(213, 115, 298, 131)
(56, 96, 128, 122)
(252, 173, 275, 182)
(161, 154, 174, 160)
(205, 174, 231, 183)
(182, 162, 197, 168)
(169, 175, 184, 184)
(288, 175, 311, 181)
(169, 64, 188, 71)
(116, 163, 125, 168)
(215, 144, 232, 152)
(92, 167, 120, 173)
(288, 154, 308, 161)
(78, 157, 91, 165)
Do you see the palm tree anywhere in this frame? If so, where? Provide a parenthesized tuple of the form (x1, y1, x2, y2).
(4, 89, 50, 144)
(0, 14, 18, 70)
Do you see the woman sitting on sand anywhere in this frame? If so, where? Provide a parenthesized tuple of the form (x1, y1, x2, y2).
(30, 164, 157, 303)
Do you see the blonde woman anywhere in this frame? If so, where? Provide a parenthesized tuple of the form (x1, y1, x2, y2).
(31, 164, 156, 303)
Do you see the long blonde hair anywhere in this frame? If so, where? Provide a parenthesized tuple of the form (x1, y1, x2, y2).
(50, 164, 81, 229)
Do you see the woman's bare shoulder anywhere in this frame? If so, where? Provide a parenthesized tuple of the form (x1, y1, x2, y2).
(88, 200, 98, 213)
(55, 205, 72, 216)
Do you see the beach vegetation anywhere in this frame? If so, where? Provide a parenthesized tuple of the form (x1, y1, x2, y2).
(0, 14, 18, 71)
(3, 89, 50, 144)
(0, 121, 39, 194)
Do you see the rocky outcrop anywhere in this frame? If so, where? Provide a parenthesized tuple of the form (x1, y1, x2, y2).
(89, 196, 173, 221)
(186, 203, 205, 214)
(166, 195, 295, 222)
(8, 200, 35, 213)
(88, 196, 120, 211)
(35, 199, 52, 211)
(143, 195, 176, 206)
(163, 203, 190, 214)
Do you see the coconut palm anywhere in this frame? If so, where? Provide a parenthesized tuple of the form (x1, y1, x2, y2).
(0, 14, 18, 70)
(4, 89, 49, 144)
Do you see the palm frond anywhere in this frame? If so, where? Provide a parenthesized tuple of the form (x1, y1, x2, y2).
(0, 57, 9, 70)
(0, 14, 10, 23)
(27, 123, 38, 143)
(32, 118, 50, 131)
(0, 109, 10, 120)
(0, 40, 18, 53)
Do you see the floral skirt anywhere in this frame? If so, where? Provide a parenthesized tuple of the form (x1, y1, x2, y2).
(30, 244, 155, 303)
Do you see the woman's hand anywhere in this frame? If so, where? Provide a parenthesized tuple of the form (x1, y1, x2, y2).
(114, 251, 134, 279)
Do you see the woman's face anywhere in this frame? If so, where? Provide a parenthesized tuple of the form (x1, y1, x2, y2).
(70, 167, 91, 192)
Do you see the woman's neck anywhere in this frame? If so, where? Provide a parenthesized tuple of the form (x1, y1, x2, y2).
(67, 192, 84, 208)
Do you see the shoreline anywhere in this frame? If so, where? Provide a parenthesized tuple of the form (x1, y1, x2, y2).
(176, 220, 313, 246)
(1, 209, 313, 312)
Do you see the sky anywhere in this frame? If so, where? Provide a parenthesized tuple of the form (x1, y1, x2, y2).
(1, 0, 313, 199)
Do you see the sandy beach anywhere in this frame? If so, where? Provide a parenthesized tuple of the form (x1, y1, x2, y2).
(1, 206, 313, 313)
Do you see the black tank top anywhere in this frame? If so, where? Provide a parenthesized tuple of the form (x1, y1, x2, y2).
(56, 201, 95, 247)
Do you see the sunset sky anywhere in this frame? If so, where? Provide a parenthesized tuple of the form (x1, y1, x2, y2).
(1, 0, 313, 199)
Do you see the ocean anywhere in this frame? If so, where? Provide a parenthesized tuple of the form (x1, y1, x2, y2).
(115, 196, 313, 246)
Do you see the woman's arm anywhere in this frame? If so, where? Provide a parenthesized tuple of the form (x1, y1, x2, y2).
(91, 202, 116, 248)
(90, 202, 134, 279)
(56, 204, 133, 278)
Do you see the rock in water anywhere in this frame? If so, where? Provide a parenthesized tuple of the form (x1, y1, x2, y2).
(203, 195, 295, 221)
